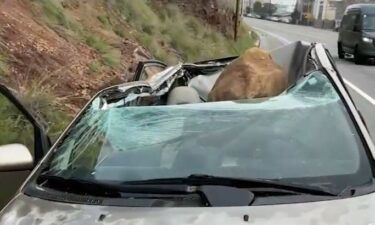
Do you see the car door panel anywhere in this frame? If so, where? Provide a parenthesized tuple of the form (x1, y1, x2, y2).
(341, 14, 357, 52)
(0, 171, 29, 208)
(340, 15, 349, 47)
(352, 14, 363, 49)
(0, 84, 50, 209)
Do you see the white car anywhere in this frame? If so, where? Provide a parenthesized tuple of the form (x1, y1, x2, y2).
(280, 16, 292, 23)
(0, 42, 374, 225)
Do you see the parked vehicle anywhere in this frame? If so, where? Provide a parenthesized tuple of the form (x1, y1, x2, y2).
(0, 42, 374, 224)
(246, 13, 262, 19)
(266, 16, 280, 22)
(338, 4, 375, 64)
(245, 13, 254, 18)
(279, 16, 292, 24)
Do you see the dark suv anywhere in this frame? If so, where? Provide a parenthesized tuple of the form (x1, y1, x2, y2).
(338, 4, 375, 64)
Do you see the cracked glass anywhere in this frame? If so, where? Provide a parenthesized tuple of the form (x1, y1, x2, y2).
(45, 71, 371, 190)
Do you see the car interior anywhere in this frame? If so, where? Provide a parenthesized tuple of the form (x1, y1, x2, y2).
(165, 41, 313, 105)
(126, 41, 314, 107)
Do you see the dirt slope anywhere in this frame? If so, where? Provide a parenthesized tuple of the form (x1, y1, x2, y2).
(1, 0, 95, 108)
(154, 0, 235, 35)
(0, 0, 151, 112)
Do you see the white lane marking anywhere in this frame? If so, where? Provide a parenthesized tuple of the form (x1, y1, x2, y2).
(343, 79, 375, 105)
(253, 27, 291, 45)
(252, 26, 375, 106)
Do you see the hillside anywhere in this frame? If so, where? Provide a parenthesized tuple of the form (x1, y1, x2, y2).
(0, 0, 256, 137)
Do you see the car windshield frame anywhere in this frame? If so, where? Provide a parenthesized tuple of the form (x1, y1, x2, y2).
(27, 71, 374, 192)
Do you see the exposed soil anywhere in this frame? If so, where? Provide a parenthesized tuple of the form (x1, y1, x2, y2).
(155, 0, 235, 36)
(0, 0, 237, 114)
(0, 0, 151, 112)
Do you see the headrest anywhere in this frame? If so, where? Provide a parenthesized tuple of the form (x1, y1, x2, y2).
(167, 86, 202, 105)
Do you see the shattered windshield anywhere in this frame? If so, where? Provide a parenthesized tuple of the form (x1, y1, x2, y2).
(43, 71, 371, 190)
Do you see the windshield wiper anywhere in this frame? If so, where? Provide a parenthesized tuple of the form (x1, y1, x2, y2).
(38, 174, 188, 197)
(37, 174, 255, 206)
(123, 174, 338, 196)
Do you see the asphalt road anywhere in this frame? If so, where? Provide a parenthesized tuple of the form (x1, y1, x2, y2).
(245, 17, 375, 141)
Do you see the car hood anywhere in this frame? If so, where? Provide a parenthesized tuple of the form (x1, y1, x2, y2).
(1, 193, 375, 225)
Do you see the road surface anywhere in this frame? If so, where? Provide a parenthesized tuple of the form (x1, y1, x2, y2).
(245, 17, 375, 141)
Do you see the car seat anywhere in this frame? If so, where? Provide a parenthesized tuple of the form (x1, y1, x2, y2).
(167, 86, 202, 105)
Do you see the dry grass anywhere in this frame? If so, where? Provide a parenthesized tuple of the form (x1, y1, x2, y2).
(0, 53, 8, 76)
(11, 66, 71, 140)
(114, 0, 256, 63)
(0, 94, 35, 152)
(217, 0, 236, 11)
(34, 0, 121, 69)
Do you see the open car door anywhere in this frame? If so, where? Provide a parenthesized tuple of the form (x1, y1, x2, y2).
(0, 84, 50, 209)
(133, 60, 167, 81)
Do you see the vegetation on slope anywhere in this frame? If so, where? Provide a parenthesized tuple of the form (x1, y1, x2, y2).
(114, 0, 255, 63)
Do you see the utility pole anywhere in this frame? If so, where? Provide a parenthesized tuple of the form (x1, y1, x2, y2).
(299, 0, 304, 24)
(269, 0, 272, 16)
(234, 0, 241, 41)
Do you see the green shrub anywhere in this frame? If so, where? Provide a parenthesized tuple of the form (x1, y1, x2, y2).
(102, 50, 121, 68)
(186, 18, 204, 34)
(36, 0, 71, 29)
(18, 80, 70, 140)
(88, 60, 102, 73)
(85, 35, 110, 54)
(0, 94, 35, 152)
(84, 35, 120, 68)
(0, 78, 70, 144)
(113, 25, 126, 38)
(34, 0, 119, 68)
(97, 15, 111, 28)
(114, 0, 255, 63)
(116, 0, 160, 31)
(164, 4, 180, 18)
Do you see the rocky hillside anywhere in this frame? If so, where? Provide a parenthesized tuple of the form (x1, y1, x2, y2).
(0, 0, 256, 137)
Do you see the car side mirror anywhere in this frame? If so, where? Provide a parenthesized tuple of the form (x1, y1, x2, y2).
(0, 144, 34, 172)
